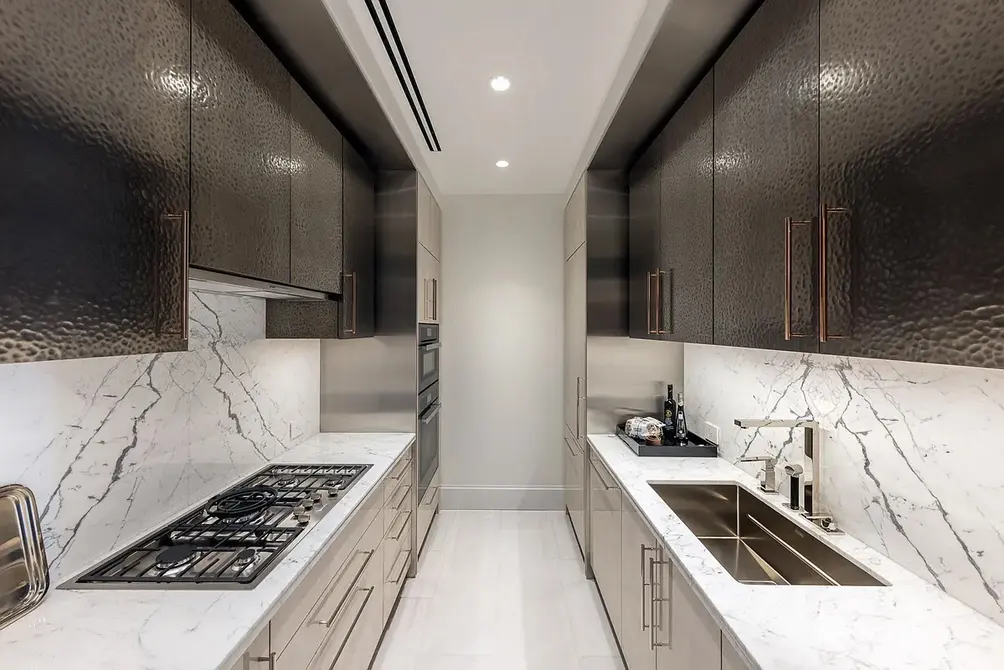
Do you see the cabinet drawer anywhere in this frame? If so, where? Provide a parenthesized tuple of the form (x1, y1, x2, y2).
(384, 453, 413, 500)
(307, 535, 384, 670)
(272, 485, 382, 665)
(383, 532, 412, 623)
(417, 469, 441, 553)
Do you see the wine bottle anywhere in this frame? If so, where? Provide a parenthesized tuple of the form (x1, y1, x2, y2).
(675, 392, 688, 442)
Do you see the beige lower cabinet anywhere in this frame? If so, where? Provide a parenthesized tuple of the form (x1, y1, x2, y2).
(721, 636, 750, 670)
(417, 467, 441, 554)
(564, 426, 585, 555)
(589, 452, 621, 636)
(653, 548, 721, 670)
(229, 625, 270, 670)
(620, 495, 657, 670)
(383, 452, 414, 621)
(230, 447, 418, 670)
(609, 486, 725, 670)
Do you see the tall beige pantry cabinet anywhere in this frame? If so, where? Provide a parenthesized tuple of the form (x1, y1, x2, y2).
(562, 171, 630, 558)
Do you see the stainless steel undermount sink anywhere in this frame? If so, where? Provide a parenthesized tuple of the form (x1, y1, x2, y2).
(651, 483, 887, 587)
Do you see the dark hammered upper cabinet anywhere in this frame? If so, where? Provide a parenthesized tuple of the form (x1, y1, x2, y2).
(818, 0, 1004, 368)
(191, 0, 291, 285)
(341, 141, 376, 338)
(713, 0, 820, 352)
(290, 80, 343, 294)
(628, 135, 662, 339)
(0, 0, 191, 363)
(660, 71, 714, 344)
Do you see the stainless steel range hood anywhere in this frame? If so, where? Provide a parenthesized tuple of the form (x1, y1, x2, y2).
(189, 268, 329, 301)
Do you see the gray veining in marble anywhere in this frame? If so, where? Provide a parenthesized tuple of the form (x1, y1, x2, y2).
(684, 343, 1004, 626)
(0, 291, 320, 584)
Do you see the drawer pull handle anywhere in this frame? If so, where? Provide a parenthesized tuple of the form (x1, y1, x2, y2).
(391, 483, 412, 510)
(390, 549, 412, 585)
(327, 587, 375, 666)
(390, 458, 412, 481)
(589, 457, 615, 491)
(312, 549, 374, 628)
(422, 486, 440, 507)
(389, 510, 412, 541)
(248, 652, 274, 669)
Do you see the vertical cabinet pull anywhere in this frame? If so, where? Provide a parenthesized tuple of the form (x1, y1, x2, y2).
(343, 272, 357, 334)
(819, 204, 850, 342)
(646, 271, 655, 334)
(650, 547, 672, 649)
(784, 217, 812, 340)
(248, 653, 275, 669)
(658, 269, 672, 335)
(640, 544, 657, 630)
(432, 278, 438, 320)
(160, 212, 189, 340)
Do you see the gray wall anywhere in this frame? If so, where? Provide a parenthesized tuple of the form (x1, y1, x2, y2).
(439, 194, 565, 509)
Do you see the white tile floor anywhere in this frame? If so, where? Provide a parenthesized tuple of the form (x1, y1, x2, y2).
(372, 511, 624, 670)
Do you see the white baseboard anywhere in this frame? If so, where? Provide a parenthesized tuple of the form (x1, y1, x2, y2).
(439, 485, 564, 510)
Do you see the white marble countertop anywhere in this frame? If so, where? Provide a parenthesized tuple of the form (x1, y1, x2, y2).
(0, 432, 415, 670)
(588, 434, 1004, 670)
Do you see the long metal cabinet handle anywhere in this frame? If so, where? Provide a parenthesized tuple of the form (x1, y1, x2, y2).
(432, 278, 438, 320)
(819, 204, 850, 342)
(343, 272, 357, 334)
(650, 547, 672, 649)
(389, 548, 411, 584)
(391, 484, 412, 511)
(327, 586, 376, 667)
(389, 510, 412, 541)
(646, 271, 658, 334)
(575, 376, 585, 439)
(161, 212, 190, 340)
(312, 549, 374, 627)
(565, 436, 578, 458)
(422, 486, 440, 507)
(658, 269, 672, 335)
(784, 217, 813, 340)
(640, 544, 656, 630)
(248, 653, 275, 669)
(589, 457, 614, 490)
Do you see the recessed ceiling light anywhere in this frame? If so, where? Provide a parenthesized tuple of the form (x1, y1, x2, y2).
(490, 76, 511, 92)
(496, 160, 510, 168)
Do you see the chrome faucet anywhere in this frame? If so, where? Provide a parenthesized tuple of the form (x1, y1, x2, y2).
(738, 455, 778, 493)
(733, 418, 840, 533)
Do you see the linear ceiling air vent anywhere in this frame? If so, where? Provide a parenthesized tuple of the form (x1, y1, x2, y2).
(363, 0, 441, 152)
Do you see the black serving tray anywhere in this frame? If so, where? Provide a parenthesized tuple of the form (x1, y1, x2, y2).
(616, 423, 718, 458)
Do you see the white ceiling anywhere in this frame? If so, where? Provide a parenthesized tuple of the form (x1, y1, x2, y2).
(329, 0, 655, 195)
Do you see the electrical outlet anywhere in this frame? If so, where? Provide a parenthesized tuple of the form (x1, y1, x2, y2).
(704, 421, 721, 446)
(289, 423, 303, 443)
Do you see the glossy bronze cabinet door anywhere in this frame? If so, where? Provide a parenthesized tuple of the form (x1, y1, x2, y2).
(191, 0, 290, 284)
(290, 81, 343, 294)
(628, 136, 662, 339)
(660, 71, 714, 344)
(713, 0, 820, 352)
(341, 141, 375, 338)
(0, 0, 191, 363)
(819, 0, 1004, 368)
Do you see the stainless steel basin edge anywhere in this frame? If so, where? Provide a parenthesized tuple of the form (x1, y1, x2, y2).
(648, 481, 888, 587)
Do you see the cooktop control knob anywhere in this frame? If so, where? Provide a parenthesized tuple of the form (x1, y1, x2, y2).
(311, 491, 326, 506)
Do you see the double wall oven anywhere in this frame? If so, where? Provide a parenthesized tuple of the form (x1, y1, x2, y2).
(417, 324, 441, 503)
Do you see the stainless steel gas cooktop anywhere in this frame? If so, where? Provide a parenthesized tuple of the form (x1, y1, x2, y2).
(63, 463, 370, 590)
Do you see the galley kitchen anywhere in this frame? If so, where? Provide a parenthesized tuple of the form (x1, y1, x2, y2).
(4, 1, 1004, 670)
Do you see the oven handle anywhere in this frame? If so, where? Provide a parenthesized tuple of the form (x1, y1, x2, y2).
(420, 403, 442, 424)
(420, 342, 441, 351)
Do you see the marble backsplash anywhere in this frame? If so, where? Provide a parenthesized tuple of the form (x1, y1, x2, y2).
(684, 343, 1004, 625)
(0, 292, 320, 584)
